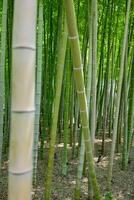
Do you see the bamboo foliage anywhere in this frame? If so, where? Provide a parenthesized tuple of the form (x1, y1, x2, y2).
(8, 0, 36, 199)
(0, 0, 8, 172)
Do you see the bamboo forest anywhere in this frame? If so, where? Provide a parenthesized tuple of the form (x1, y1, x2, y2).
(0, 0, 134, 199)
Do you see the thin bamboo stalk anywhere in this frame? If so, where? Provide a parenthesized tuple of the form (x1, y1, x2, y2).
(0, 0, 8, 172)
(122, 44, 128, 170)
(127, 52, 134, 160)
(44, 22, 67, 200)
(107, 0, 131, 188)
(90, 0, 97, 149)
(62, 44, 71, 176)
(33, 0, 43, 183)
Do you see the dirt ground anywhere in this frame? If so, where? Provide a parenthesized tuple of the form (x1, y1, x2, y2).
(1, 139, 134, 200)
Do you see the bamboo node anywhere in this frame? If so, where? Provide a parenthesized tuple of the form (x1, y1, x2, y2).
(73, 65, 83, 71)
(77, 90, 85, 94)
(8, 168, 32, 176)
(80, 109, 86, 113)
(68, 35, 78, 40)
(82, 126, 88, 129)
(11, 109, 35, 113)
(13, 45, 36, 51)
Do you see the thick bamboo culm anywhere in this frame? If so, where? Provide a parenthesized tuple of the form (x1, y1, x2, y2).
(8, 0, 36, 199)
(64, 0, 101, 199)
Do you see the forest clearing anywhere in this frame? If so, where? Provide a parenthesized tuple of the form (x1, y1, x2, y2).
(0, 0, 134, 199)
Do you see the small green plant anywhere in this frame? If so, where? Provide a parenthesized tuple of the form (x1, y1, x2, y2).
(104, 192, 116, 200)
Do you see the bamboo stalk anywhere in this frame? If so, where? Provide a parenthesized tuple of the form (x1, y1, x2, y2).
(107, 0, 131, 188)
(33, 0, 43, 183)
(90, 0, 97, 149)
(62, 44, 71, 176)
(44, 22, 67, 200)
(75, 1, 93, 197)
(64, 0, 101, 199)
(8, 0, 36, 199)
(127, 51, 134, 160)
(0, 0, 8, 172)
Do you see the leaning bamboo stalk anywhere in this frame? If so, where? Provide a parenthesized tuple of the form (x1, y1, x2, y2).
(8, 0, 36, 199)
(64, 0, 101, 199)
(0, 0, 8, 172)
(75, 1, 93, 197)
(44, 22, 67, 200)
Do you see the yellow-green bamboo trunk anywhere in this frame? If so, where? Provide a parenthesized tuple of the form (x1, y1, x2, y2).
(8, 0, 36, 199)
(64, 0, 101, 199)
(44, 22, 67, 200)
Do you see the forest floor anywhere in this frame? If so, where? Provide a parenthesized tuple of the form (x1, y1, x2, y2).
(1, 139, 134, 200)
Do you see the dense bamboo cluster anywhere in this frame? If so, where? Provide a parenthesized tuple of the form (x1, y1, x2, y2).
(0, 0, 134, 199)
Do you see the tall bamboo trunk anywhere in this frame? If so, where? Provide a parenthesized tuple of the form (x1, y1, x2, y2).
(44, 22, 67, 200)
(90, 0, 97, 149)
(64, 0, 101, 199)
(8, 0, 36, 199)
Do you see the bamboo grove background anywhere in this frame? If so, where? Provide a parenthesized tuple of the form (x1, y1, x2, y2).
(0, 0, 134, 199)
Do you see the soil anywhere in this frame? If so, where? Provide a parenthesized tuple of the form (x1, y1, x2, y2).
(0, 139, 134, 200)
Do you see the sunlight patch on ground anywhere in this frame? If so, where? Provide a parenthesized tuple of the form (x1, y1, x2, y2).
(95, 138, 112, 144)
(70, 180, 76, 185)
(57, 143, 79, 148)
(82, 177, 88, 183)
